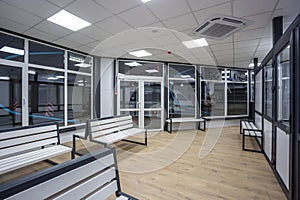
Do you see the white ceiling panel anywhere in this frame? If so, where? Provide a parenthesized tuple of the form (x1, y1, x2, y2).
(163, 13, 198, 32)
(3, 0, 60, 18)
(95, 16, 132, 35)
(118, 5, 159, 27)
(52, 38, 81, 48)
(0, 17, 29, 33)
(47, 0, 74, 8)
(0, 1, 43, 27)
(65, 0, 112, 23)
(146, 0, 190, 20)
(207, 36, 232, 45)
(235, 46, 257, 54)
(194, 2, 231, 24)
(95, 0, 142, 14)
(64, 32, 95, 45)
(79, 25, 112, 41)
(75, 45, 93, 53)
(152, 34, 181, 46)
(243, 12, 273, 31)
(34, 21, 73, 37)
(276, 0, 300, 23)
(234, 28, 265, 42)
(147, 22, 167, 29)
(24, 28, 59, 41)
(233, 0, 277, 17)
(211, 43, 233, 51)
(235, 39, 260, 49)
(164, 43, 187, 52)
(260, 37, 272, 46)
(187, 0, 231, 12)
(256, 44, 272, 52)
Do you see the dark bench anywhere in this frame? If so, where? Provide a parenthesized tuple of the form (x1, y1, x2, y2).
(165, 117, 206, 133)
(240, 119, 263, 153)
(0, 147, 138, 200)
(0, 122, 73, 175)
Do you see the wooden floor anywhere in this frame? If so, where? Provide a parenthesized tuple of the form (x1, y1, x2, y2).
(0, 126, 286, 200)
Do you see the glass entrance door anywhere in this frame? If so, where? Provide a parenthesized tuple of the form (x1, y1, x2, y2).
(118, 79, 163, 130)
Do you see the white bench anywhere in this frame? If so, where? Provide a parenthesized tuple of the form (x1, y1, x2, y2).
(165, 117, 206, 133)
(0, 123, 73, 175)
(88, 115, 147, 147)
(240, 119, 263, 153)
(0, 147, 138, 200)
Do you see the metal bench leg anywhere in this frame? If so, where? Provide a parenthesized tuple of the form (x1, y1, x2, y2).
(73, 135, 84, 156)
(122, 129, 148, 146)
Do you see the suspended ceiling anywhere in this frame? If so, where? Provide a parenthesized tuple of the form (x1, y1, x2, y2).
(0, 0, 299, 68)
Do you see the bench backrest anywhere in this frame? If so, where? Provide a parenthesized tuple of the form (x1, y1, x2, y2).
(0, 147, 125, 200)
(0, 123, 59, 159)
(88, 115, 134, 139)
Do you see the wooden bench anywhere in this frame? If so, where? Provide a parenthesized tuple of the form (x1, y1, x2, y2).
(88, 115, 147, 147)
(240, 119, 263, 153)
(166, 117, 206, 133)
(0, 147, 138, 200)
(0, 123, 73, 175)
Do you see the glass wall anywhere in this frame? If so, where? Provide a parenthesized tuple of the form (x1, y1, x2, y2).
(277, 45, 290, 126)
(168, 64, 196, 118)
(0, 65, 22, 129)
(264, 60, 273, 118)
(0, 32, 24, 62)
(119, 60, 163, 77)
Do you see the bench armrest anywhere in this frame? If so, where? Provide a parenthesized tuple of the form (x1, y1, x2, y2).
(116, 191, 139, 200)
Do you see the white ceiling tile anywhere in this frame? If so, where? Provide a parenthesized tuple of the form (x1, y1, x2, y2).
(52, 38, 81, 48)
(64, 32, 95, 45)
(163, 13, 198, 32)
(211, 43, 233, 51)
(0, 1, 43, 27)
(147, 0, 190, 20)
(152, 34, 180, 46)
(65, 0, 112, 23)
(234, 28, 265, 42)
(95, 0, 142, 14)
(147, 21, 167, 29)
(259, 37, 272, 46)
(24, 28, 59, 41)
(194, 2, 231, 24)
(3, 0, 60, 18)
(243, 12, 273, 31)
(75, 45, 93, 53)
(85, 41, 101, 48)
(187, 0, 231, 12)
(207, 36, 232, 45)
(34, 21, 73, 37)
(0, 17, 29, 33)
(118, 5, 158, 28)
(79, 25, 112, 41)
(95, 16, 132, 35)
(47, 0, 74, 8)
(235, 47, 256, 54)
(233, 0, 277, 17)
(256, 44, 272, 52)
(234, 39, 259, 49)
(164, 43, 187, 52)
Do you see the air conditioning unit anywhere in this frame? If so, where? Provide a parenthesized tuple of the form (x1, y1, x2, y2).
(192, 15, 253, 40)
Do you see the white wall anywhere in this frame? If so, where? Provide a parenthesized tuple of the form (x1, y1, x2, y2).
(264, 118, 272, 160)
(100, 58, 115, 118)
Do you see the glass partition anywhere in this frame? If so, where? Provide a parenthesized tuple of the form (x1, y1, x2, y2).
(119, 60, 163, 77)
(0, 32, 24, 62)
(68, 52, 92, 73)
(264, 60, 273, 118)
(277, 45, 290, 127)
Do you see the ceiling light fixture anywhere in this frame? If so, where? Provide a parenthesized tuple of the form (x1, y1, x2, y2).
(125, 62, 142, 67)
(141, 0, 151, 3)
(47, 10, 91, 31)
(182, 38, 208, 49)
(75, 63, 92, 68)
(181, 75, 191, 78)
(69, 55, 85, 62)
(0, 76, 10, 80)
(48, 77, 59, 80)
(28, 70, 36, 75)
(145, 69, 159, 73)
(249, 62, 261, 67)
(56, 75, 65, 79)
(0, 46, 24, 55)
(129, 50, 152, 58)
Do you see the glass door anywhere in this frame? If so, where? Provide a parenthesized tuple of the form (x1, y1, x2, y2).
(118, 79, 163, 130)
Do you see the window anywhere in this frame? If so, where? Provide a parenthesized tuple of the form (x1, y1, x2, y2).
(28, 68, 64, 126)
(200, 67, 225, 81)
(264, 60, 273, 118)
(0, 32, 24, 62)
(277, 45, 290, 126)
(169, 64, 195, 118)
(0, 65, 22, 130)
(201, 82, 225, 116)
(29, 41, 64, 68)
(119, 60, 163, 77)
(68, 74, 91, 125)
(68, 52, 92, 73)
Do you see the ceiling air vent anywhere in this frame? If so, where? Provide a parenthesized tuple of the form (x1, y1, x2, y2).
(192, 15, 253, 40)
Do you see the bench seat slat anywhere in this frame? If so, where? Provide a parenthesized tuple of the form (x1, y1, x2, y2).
(53, 167, 116, 200)
(86, 180, 118, 200)
(92, 124, 133, 138)
(0, 138, 58, 158)
(166, 118, 205, 123)
(90, 116, 131, 127)
(0, 145, 71, 175)
(91, 119, 132, 133)
(94, 128, 144, 144)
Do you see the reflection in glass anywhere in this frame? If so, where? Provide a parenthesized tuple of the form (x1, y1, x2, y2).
(120, 111, 139, 128)
(68, 74, 91, 125)
(227, 83, 247, 115)
(144, 111, 161, 129)
(144, 82, 161, 109)
(169, 64, 195, 79)
(68, 52, 92, 73)
(0, 65, 22, 130)
(120, 81, 139, 109)
(277, 45, 290, 126)
(0, 32, 24, 62)
(264, 61, 273, 118)
(201, 66, 225, 81)
(201, 81, 225, 116)
(28, 68, 64, 126)
(227, 69, 248, 82)
(119, 60, 163, 77)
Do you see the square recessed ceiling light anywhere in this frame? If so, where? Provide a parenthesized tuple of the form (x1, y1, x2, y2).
(129, 50, 152, 58)
(0, 76, 10, 80)
(125, 62, 142, 67)
(181, 75, 191, 78)
(249, 63, 261, 67)
(182, 38, 208, 49)
(75, 63, 92, 68)
(145, 69, 159, 73)
(0, 46, 24, 55)
(47, 10, 91, 31)
(141, 0, 151, 3)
